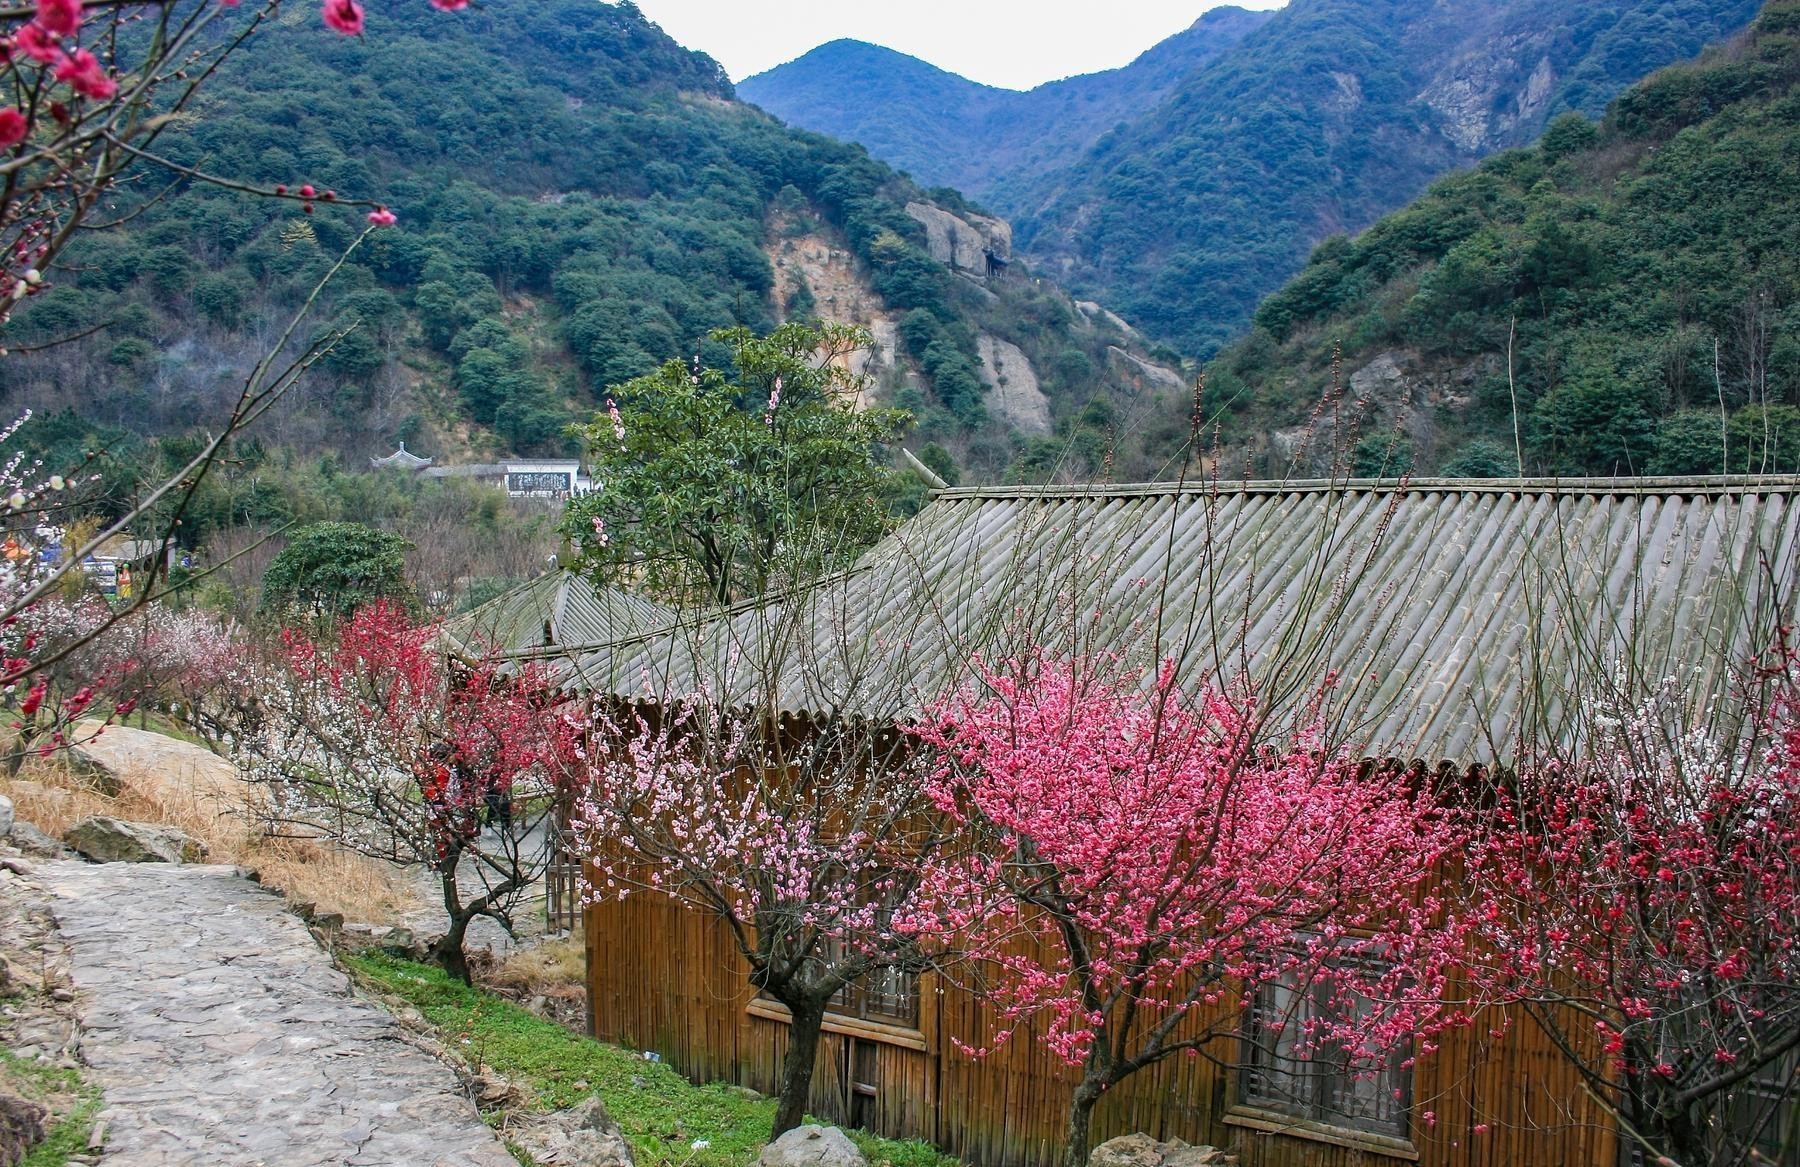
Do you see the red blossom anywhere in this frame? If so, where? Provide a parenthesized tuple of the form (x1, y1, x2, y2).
(53, 49, 116, 100)
(15, 21, 65, 64)
(320, 0, 362, 36)
(33, 0, 81, 37)
(0, 108, 28, 149)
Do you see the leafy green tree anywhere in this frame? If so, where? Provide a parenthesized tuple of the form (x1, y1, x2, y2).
(1439, 438, 1519, 478)
(1351, 431, 1414, 478)
(260, 522, 416, 626)
(563, 322, 910, 605)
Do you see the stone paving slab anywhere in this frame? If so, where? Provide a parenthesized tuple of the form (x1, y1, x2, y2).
(38, 861, 517, 1167)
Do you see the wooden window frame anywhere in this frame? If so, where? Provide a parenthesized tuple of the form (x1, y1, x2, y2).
(1236, 954, 1414, 1144)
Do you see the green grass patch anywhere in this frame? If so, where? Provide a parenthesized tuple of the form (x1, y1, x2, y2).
(344, 953, 957, 1167)
(0, 1049, 102, 1167)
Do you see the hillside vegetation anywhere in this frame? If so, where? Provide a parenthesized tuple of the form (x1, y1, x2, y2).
(0, 0, 1186, 530)
(1022, 0, 1766, 358)
(1206, 0, 1800, 480)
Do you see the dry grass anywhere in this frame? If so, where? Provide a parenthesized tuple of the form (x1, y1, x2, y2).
(490, 935, 586, 995)
(1, 752, 410, 925)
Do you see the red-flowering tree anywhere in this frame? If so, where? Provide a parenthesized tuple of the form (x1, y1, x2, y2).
(912, 654, 1480, 1167)
(1474, 653, 1800, 1167)
(574, 692, 955, 1138)
(236, 601, 580, 981)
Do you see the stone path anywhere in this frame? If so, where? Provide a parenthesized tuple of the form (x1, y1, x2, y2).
(38, 860, 516, 1167)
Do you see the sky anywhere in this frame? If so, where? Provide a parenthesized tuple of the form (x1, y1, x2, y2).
(629, 1, 1289, 92)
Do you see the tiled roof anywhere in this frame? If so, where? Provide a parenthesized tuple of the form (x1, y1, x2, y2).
(441, 571, 670, 661)
(554, 478, 1800, 765)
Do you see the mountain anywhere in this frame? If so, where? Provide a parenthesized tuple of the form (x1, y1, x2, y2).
(736, 6, 1275, 208)
(1203, 0, 1800, 480)
(744, 0, 1766, 358)
(0, 0, 1191, 525)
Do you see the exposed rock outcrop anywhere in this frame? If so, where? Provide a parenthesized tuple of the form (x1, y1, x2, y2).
(767, 211, 920, 404)
(62, 816, 207, 865)
(1106, 346, 1188, 397)
(1419, 37, 1557, 152)
(757, 1124, 867, 1167)
(904, 202, 1011, 280)
(0, 794, 12, 841)
(978, 335, 1051, 435)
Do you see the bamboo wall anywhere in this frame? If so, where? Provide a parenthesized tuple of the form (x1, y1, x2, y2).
(585, 885, 1618, 1167)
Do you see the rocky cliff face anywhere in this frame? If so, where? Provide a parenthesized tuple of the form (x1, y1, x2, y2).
(905, 203, 1012, 281)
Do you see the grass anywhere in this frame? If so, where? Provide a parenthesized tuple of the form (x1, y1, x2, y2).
(0, 1049, 102, 1167)
(345, 953, 959, 1167)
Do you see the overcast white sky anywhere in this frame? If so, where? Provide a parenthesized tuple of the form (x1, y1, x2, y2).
(630, 1, 1289, 91)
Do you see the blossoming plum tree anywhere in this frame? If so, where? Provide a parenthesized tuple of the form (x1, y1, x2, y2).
(236, 601, 580, 982)
(913, 654, 1481, 1167)
(575, 691, 955, 1138)
(1474, 653, 1800, 1167)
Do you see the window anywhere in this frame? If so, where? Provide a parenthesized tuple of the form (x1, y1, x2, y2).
(822, 936, 920, 1027)
(1239, 965, 1411, 1139)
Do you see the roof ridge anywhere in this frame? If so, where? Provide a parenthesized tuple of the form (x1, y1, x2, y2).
(931, 475, 1800, 502)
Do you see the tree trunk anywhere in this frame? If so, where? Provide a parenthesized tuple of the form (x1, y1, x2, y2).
(432, 859, 475, 985)
(771, 994, 827, 1139)
(1062, 1078, 1105, 1167)
(431, 912, 473, 984)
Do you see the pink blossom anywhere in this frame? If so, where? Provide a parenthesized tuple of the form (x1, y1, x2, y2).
(366, 206, 397, 227)
(15, 22, 65, 64)
(53, 49, 115, 100)
(429, 0, 469, 9)
(320, 0, 363, 35)
(34, 0, 82, 38)
(0, 109, 28, 150)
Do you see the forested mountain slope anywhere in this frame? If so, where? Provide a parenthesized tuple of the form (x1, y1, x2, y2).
(1022, 0, 1766, 357)
(746, 0, 1765, 360)
(736, 7, 1274, 210)
(0, 0, 1186, 520)
(1204, 0, 1800, 480)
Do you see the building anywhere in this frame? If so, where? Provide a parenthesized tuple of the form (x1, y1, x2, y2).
(562, 477, 1800, 1167)
(371, 445, 591, 500)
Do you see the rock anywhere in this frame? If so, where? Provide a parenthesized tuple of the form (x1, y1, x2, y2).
(0, 858, 30, 876)
(757, 1124, 866, 1167)
(0, 793, 13, 839)
(0, 1093, 48, 1167)
(904, 202, 1011, 279)
(338, 923, 416, 953)
(62, 816, 208, 865)
(977, 334, 1051, 436)
(64, 741, 125, 796)
(1088, 1135, 1238, 1167)
(467, 1072, 524, 1111)
(0, 955, 13, 995)
(511, 1097, 635, 1167)
(6, 822, 62, 858)
(1106, 346, 1188, 397)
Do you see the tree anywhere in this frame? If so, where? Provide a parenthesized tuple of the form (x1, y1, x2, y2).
(235, 601, 579, 982)
(913, 653, 1479, 1167)
(1472, 649, 1800, 1167)
(259, 521, 415, 626)
(563, 322, 910, 605)
(575, 689, 953, 1138)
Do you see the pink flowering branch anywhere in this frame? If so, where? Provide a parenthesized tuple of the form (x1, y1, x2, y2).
(912, 651, 1483, 1167)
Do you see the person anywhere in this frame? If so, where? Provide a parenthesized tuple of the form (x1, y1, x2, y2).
(481, 759, 513, 833)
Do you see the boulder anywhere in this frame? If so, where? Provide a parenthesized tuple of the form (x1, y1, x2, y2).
(757, 1125, 867, 1167)
(510, 1096, 635, 1167)
(0, 1093, 48, 1167)
(64, 740, 125, 796)
(62, 816, 207, 864)
(6, 821, 62, 858)
(903, 202, 1011, 278)
(1089, 1135, 1238, 1167)
(0, 793, 12, 839)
